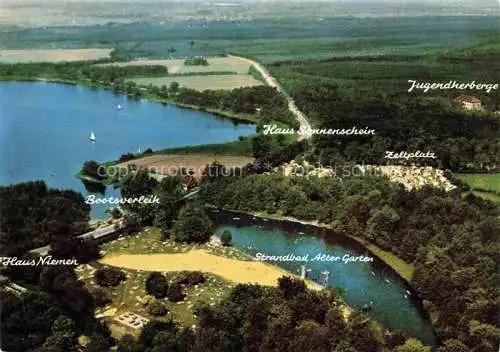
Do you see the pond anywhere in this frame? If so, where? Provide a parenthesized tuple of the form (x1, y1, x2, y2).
(213, 210, 436, 347)
(0, 81, 255, 218)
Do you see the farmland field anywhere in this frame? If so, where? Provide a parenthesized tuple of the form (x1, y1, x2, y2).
(99, 56, 254, 74)
(0, 48, 112, 63)
(115, 154, 254, 178)
(133, 74, 262, 91)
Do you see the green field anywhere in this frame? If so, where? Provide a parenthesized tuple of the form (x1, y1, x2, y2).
(456, 173, 500, 193)
(468, 191, 500, 204)
(133, 74, 262, 91)
(2, 15, 497, 64)
(154, 138, 254, 157)
(98, 56, 254, 74)
(101, 227, 252, 262)
(457, 173, 500, 203)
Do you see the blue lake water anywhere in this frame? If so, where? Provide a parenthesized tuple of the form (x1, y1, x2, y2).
(0, 82, 255, 218)
(213, 211, 436, 347)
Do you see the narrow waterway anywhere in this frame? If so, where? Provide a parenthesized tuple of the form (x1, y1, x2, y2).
(212, 210, 436, 346)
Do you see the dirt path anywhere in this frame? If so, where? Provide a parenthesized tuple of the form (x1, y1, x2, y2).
(230, 55, 312, 139)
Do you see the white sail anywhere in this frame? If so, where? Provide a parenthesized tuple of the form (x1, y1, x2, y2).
(89, 132, 96, 141)
(117, 104, 123, 110)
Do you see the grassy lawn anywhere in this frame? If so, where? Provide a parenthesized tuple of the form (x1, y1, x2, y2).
(457, 173, 500, 204)
(77, 262, 235, 335)
(101, 227, 252, 261)
(456, 173, 500, 193)
(347, 235, 414, 282)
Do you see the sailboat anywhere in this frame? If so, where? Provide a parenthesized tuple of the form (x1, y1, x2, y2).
(117, 104, 123, 110)
(89, 132, 96, 141)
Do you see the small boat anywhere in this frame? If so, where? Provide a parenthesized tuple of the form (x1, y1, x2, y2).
(232, 217, 240, 220)
(117, 104, 123, 110)
(361, 302, 373, 312)
(406, 290, 411, 295)
(262, 219, 269, 222)
(404, 294, 408, 299)
(211, 209, 220, 213)
(384, 278, 391, 284)
(298, 232, 305, 235)
(89, 132, 96, 141)
(371, 272, 376, 277)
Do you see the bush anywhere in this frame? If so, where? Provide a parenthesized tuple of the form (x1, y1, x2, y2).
(117, 334, 143, 352)
(184, 57, 209, 66)
(80, 160, 105, 180)
(220, 230, 232, 246)
(90, 288, 112, 307)
(278, 276, 307, 299)
(148, 301, 168, 316)
(145, 272, 168, 299)
(171, 203, 214, 244)
(175, 271, 206, 286)
(167, 282, 185, 302)
(110, 208, 122, 219)
(94, 267, 126, 287)
(118, 153, 136, 162)
(193, 299, 210, 316)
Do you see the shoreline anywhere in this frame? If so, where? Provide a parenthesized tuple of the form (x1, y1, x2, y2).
(213, 207, 415, 283)
(0, 77, 260, 126)
(211, 207, 437, 339)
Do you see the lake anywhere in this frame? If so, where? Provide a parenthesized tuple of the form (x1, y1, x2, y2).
(213, 210, 436, 347)
(0, 82, 255, 218)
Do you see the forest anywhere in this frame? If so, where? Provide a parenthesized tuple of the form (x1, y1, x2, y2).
(287, 83, 498, 172)
(1, 267, 432, 352)
(199, 171, 500, 351)
(266, 39, 500, 173)
(0, 181, 90, 256)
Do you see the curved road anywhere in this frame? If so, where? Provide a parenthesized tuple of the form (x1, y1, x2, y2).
(230, 55, 312, 139)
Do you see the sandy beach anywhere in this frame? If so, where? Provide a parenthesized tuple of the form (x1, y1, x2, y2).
(100, 249, 294, 287)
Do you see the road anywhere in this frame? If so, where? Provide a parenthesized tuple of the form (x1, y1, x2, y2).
(230, 55, 312, 139)
(29, 222, 123, 256)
